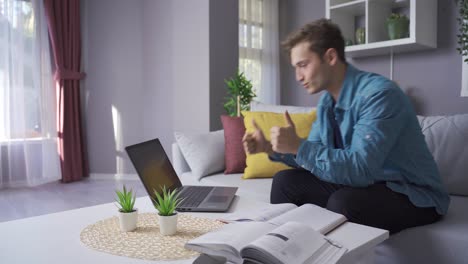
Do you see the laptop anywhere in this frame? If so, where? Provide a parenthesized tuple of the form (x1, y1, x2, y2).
(125, 138, 238, 212)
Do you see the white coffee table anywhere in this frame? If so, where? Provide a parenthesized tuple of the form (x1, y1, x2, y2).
(0, 195, 388, 263)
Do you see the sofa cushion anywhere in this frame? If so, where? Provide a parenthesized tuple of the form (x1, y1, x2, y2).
(174, 130, 225, 180)
(172, 143, 190, 176)
(374, 195, 468, 264)
(418, 114, 468, 196)
(220, 115, 246, 174)
(241, 110, 317, 179)
(250, 101, 315, 113)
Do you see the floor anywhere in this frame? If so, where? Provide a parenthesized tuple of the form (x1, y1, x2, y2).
(0, 177, 148, 223)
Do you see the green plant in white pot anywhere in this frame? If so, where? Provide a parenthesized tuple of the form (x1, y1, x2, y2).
(152, 186, 184, 236)
(115, 185, 137, 232)
(387, 13, 409, 40)
(456, 0, 468, 62)
(224, 70, 256, 117)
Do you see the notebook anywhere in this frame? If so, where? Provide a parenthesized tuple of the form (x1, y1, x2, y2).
(125, 138, 238, 212)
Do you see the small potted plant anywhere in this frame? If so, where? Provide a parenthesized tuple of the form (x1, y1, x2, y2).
(387, 13, 409, 40)
(152, 186, 184, 236)
(115, 185, 137, 232)
(355, 27, 366, 45)
(456, 0, 468, 62)
(224, 70, 256, 117)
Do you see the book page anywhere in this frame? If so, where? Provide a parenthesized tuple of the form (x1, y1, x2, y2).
(304, 242, 348, 264)
(185, 222, 276, 264)
(241, 222, 328, 264)
(218, 203, 297, 223)
(193, 254, 227, 264)
(268, 204, 347, 234)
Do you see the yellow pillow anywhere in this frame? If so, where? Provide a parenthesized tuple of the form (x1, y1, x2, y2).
(241, 110, 317, 179)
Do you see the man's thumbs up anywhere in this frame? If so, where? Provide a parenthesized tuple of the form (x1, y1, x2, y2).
(270, 111, 301, 154)
(252, 118, 261, 131)
(242, 118, 272, 155)
(284, 111, 295, 128)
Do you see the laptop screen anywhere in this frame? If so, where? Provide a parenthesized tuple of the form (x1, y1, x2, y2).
(125, 139, 183, 200)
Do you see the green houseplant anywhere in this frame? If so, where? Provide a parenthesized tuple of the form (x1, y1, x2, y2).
(386, 13, 409, 40)
(152, 186, 184, 236)
(115, 185, 138, 232)
(456, 0, 468, 62)
(355, 27, 365, 44)
(224, 71, 256, 117)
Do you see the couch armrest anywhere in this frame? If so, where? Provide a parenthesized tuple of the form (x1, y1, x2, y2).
(172, 142, 190, 175)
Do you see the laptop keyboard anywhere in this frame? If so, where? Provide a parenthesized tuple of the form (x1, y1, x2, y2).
(178, 186, 214, 208)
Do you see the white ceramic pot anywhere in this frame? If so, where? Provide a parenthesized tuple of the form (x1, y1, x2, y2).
(158, 213, 178, 236)
(118, 209, 138, 232)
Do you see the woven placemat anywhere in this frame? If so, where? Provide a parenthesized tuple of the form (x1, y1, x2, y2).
(80, 213, 224, 261)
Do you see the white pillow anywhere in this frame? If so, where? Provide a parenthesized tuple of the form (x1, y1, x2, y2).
(417, 114, 468, 196)
(174, 130, 225, 181)
(250, 101, 315, 113)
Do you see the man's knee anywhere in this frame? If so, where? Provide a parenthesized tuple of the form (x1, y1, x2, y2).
(272, 169, 297, 185)
(270, 169, 301, 204)
(326, 188, 364, 221)
(271, 169, 304, 191)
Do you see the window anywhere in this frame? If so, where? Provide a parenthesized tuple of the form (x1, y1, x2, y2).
(239, 0, 280, 105)
(0, 0, 45, 140)
(0, 0, 60, 188)
(239, 0, 263, 95)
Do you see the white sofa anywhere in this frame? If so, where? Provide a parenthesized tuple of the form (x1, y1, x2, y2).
(172, 104, 468, 264)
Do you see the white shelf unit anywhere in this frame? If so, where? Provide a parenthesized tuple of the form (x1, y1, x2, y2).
(326, 0, 437, 58)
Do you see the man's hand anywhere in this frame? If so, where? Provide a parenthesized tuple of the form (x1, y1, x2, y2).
(242, 119, 273, 155)
(270, 111, 302, 154)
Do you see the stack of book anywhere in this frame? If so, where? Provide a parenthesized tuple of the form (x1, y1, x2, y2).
(186, 203, 349, 264)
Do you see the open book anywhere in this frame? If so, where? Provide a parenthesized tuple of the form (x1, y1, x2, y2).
(218, 203, 347, 234)
(186, 204, 348, 264)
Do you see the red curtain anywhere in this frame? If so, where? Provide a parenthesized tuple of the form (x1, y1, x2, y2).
(44, 0, 89, 182)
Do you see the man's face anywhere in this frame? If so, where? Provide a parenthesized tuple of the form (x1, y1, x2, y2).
(290, 42, 332, 94)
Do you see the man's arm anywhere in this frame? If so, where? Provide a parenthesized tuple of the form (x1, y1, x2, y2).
(269, 151, 301, 168)
(307, 119, 321, 143)
(295, 87, 407, 187)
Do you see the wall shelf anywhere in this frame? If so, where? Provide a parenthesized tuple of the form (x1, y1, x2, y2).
(326, 0, 437, 58)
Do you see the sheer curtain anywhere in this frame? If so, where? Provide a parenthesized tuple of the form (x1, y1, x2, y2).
(0, 0, 61, 188)
(239, 0, 280, 104)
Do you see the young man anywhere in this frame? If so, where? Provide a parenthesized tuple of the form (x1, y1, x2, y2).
(242, 19, 449, 234)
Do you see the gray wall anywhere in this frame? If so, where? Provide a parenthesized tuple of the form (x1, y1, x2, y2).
(82, 0, 237, 175)
(82, 0, 145, 175)
(210, 0, 239, 131)
(171, 0, 210, 134)
(279, 0, 468, 115)
(141, 0, 174, 154)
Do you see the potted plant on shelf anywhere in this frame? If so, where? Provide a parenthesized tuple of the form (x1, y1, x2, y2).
(152, 186, 184, 236)
(224, 70, 256, 117)
(456, 0, 468, 62)
(355, 27, 366, 45)
(386, 13, 409, 40)
(115, 185, 137, 232)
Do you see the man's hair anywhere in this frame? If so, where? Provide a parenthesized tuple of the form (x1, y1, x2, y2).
(281, 18, 346, 63)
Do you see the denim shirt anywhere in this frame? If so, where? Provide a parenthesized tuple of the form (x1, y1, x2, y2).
(271, 64, 450, 215)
